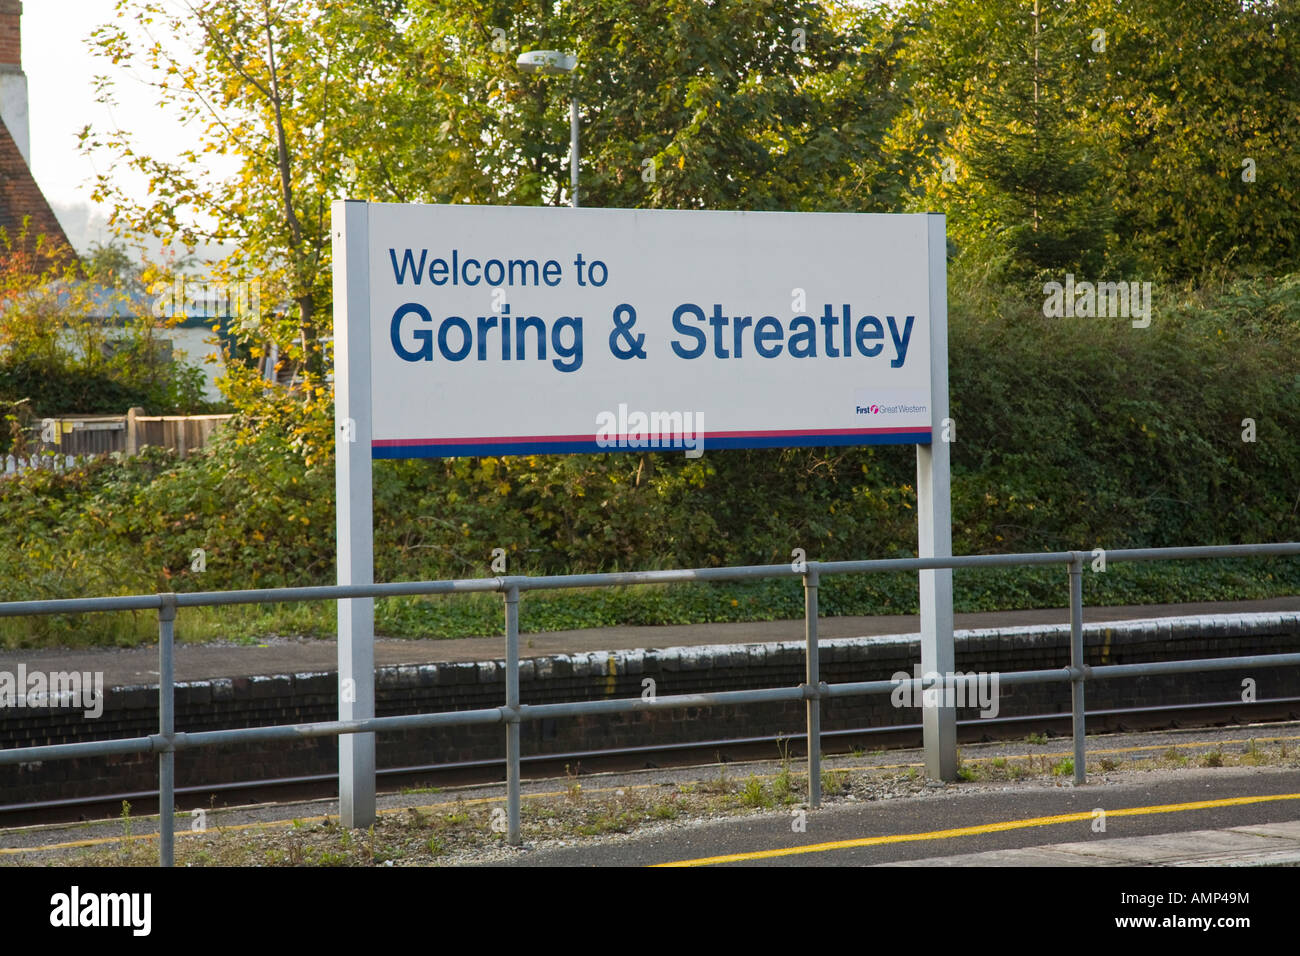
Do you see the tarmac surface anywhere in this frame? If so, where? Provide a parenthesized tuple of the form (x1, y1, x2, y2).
(8, 596, 1300, 687)
(515, 765, 1300, 867)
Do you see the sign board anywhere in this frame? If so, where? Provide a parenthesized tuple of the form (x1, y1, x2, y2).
(331, 201, 953, 827)
(360, 205, 934, 458)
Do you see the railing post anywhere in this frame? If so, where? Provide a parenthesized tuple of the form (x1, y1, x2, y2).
(504, 583, 522, 846)
(126, 406, 142, 456)
(804, 566, 821, 809)
(1069, 553, 1086, 785)
(157, 592, 178, 867)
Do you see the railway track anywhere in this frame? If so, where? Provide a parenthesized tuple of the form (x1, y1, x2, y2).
(4, 695, 1298, 828)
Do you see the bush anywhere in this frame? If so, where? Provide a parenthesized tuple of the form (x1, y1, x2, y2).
(0, 273, 1296, 646)
(0, 234, 218, 453)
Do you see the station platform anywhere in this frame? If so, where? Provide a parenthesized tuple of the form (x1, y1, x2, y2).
(11, 596, 1300, 687)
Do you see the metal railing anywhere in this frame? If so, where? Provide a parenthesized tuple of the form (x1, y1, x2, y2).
(1, 542, 1298, 867)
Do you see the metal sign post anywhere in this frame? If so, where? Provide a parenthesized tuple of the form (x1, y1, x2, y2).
(917, 214, 956, 780)
(332, 200, 377, 826)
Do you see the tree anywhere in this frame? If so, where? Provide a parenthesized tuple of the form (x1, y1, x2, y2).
(901, 0, 1111, 283)
(570, 0, 911, 212)
(85, 0, 422, 459)
(89, 3, 403, 366)
(1080, 0, 1300, 280)
(357, 0, 912, 213)
(0, 228, 208, 434)
(84, 0, 914, 469)
(901, 0, 1300, 285)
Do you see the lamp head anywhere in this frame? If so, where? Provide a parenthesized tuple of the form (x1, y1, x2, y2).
(516, 50, 577, 75)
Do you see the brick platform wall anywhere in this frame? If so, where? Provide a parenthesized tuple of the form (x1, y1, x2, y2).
(3, 612, 1298, 804)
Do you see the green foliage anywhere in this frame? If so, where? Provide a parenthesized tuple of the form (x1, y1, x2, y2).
(1083, 0, 1300, 280)
(902, 0, 1300, 282)
(1, 272, 1297, 646)
(0, 233, 214, 453)
(949, 273, 1300, 553)
(739, 776, 771, 808)
(575, 0, 911, 212)
(909, 0, 1111, 280)
(0, 355, 208, 425)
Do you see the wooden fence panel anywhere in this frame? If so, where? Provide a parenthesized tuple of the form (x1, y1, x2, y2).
(28, 408, 233, 462)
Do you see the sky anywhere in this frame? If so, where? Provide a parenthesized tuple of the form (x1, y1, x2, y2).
(25, 0, 218, 255)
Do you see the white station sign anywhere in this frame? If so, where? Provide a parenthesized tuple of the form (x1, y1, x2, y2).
(353, 204, 934, 459)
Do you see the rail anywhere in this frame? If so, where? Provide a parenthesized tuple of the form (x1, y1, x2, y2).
(1, 541, 1298, 866)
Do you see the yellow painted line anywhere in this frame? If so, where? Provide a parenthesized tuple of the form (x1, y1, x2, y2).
(654, 792, 1300, 867)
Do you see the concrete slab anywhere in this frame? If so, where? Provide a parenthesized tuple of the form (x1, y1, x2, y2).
(1229, 820, 1300, 840)
(878, 826, 1300, 867)
(881, 845, 1118, 866)
(1054, 830, 1273, 863)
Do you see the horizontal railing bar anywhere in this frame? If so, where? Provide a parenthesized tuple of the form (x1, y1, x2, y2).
(0, 735, 156, 765)
(1100, 544, 1300, 562)
(0, 579, 506, 618)
(14, 695, 1300, 814)
(0, 594, 167, 617)
(821, 668, 1076, 699)
(1088, 652, 1300, 680)
(173, 578, 504, 609)
(818, 552, 1077, 575)
(513, 564, 794, 591)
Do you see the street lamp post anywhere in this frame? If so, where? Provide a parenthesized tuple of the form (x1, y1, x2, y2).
(516, 50, 579, 207)
(568, 93, 579, 207)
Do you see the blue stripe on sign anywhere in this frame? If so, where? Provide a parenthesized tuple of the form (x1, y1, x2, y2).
(372, 431, 933, 459)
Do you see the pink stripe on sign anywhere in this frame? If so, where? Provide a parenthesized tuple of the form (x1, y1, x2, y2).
(372, 426, 929, 447)
(707, 427, 927, 437)
(372, 434, 593, 447)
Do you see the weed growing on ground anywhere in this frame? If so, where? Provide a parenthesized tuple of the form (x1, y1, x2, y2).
(118, 801, 133, 865)
(564, 763, 583, 803)
(773, 736, 799, 803)
(740, 776, 771, 809)
(821, 770, 846, 796)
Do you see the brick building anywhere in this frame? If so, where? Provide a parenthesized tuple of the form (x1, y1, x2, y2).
(0, 0, 73, 256)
